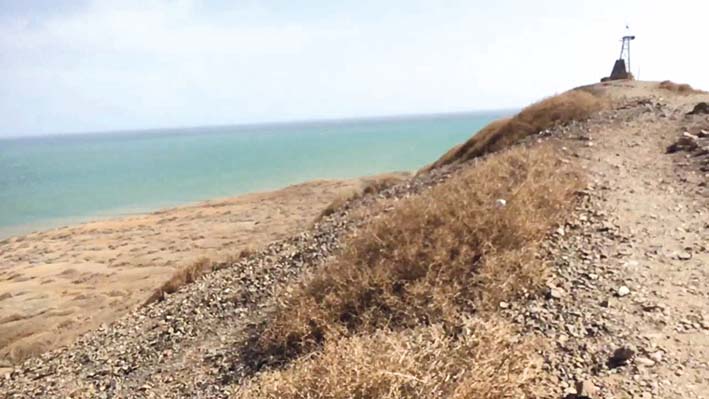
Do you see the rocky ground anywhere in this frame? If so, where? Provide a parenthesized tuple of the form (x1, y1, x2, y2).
(515, 86, 708, 398)
(0, 156, 457, 398)
(0, 81, 707, 398)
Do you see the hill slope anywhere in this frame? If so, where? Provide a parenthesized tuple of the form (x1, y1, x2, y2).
(1, 80, 707, 398)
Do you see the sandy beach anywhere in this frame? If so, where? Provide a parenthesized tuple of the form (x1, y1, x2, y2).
(0, 174, 406, 367)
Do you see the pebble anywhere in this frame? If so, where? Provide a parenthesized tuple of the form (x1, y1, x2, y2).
(549, 287, 566, 299)
(617, 286, 631, 297)
(676, 252, 692, 261)
(649, 351, 664, 363)
(636, 357, 656, 367)
(575, 379, 598, 396)
(608, 347, 635, 368)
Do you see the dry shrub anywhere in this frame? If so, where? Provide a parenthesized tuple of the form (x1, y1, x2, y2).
(227, 247, 256, 263)
(144, 247, 258, 306)
(0, 320, 56, 364)
(317, 188, 362, 219)
(425, 90, 606, 171)
(428, 118, 511, 170)
(235, 318, 545, 399)
(247, 143, 581, 366)
(318, 173, 409, 220)
(6, 334, 55, 364)
(658, 80, 704, 95)
(361, 173, 408, 195)
(144, 257, 215, 305)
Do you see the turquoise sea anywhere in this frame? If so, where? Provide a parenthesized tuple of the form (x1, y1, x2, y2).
(0, 111, 507, 238)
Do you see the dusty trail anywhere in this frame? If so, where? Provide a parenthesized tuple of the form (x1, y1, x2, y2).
(533, 82, 708, 398)
(580, 87, 709, 397)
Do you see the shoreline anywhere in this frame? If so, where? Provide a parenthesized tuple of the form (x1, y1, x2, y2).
(0, 173, 407, 365)
(0, 176, 393, 241)
(0, 111, 502, 242)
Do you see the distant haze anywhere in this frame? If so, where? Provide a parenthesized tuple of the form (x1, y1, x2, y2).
(1, 0, 707, 137)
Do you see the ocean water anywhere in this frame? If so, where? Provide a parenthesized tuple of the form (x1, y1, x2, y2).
(0, 111, 507, 238)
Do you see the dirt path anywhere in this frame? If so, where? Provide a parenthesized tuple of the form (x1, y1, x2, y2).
(586, 93, 708, 398)
(537, 82, 709, 398)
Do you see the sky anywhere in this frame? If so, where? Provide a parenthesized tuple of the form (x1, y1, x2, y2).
(0, 0, 707, 137)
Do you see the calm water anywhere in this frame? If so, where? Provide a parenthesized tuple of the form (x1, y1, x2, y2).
(0, 112, 506, 238)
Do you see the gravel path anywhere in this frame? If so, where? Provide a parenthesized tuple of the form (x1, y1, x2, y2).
(511, 85, 709, 398)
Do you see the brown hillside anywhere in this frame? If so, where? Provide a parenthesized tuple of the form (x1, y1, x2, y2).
(237, 144, 582, 397)
(423, 90, 607, 171)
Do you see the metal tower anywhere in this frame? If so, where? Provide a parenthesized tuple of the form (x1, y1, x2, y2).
(619, 27, 636, 73)
(603, 27, 636, 81)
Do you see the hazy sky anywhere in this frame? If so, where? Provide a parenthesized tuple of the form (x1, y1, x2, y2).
(1, 0, 707, 136)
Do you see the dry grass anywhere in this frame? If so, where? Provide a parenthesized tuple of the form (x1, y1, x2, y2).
(143, 248, 258, 306)
(658, 80, 704, 95)
(317, 188, 362, 219)
(425, 90, 606, 171)
(143, 257, 215, 305)
(5, 334, 55, 364)
(244, 143, 581, 371)
(147, 173, 409, 308)
(317, 173, 409, 220)
(360, 173, 408, 195)
(0, 317, 58, 364)
(235, 318, 545, 399)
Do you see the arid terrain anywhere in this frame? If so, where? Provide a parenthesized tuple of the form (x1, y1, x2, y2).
(0, 80, 707, 398)
(0, 175, 408, 369)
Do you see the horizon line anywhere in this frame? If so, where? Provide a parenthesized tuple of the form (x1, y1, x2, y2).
(0, 107, 517, 141)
